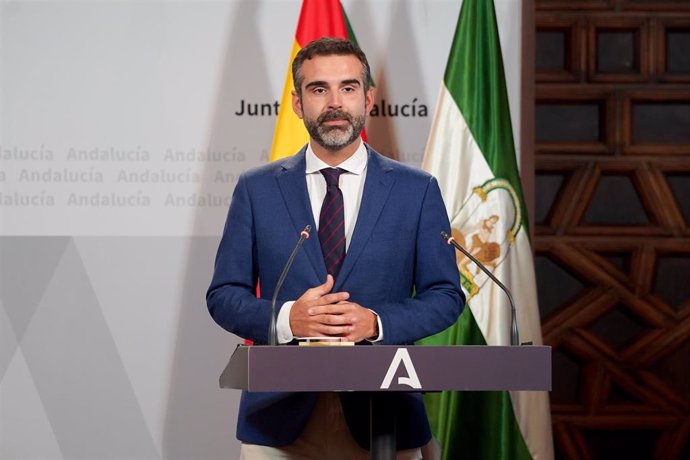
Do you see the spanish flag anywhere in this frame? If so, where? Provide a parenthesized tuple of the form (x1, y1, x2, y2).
(270, 0, 364, 162)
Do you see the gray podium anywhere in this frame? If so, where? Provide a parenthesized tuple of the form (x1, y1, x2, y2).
(220, 345, 551, 459)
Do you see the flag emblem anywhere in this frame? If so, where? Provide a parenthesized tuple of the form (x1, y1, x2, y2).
(451, 178, 521, 300)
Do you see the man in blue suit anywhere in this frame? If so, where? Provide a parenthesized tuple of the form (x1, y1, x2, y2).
(207, 37, 464, 459)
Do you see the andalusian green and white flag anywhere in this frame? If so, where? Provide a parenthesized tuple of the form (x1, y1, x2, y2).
(419, 0, 554, 459)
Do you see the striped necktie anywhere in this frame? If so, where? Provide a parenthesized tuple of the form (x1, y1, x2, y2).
(319, 168, 346, 278)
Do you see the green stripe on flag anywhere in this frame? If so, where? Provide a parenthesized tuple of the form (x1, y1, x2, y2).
(444, 0, 528, 234)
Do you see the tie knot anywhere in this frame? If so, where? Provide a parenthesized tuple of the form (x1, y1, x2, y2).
(320, 168, 344, 187)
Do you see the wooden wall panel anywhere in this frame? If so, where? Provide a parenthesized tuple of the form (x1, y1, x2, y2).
(534, 0, 690, 458)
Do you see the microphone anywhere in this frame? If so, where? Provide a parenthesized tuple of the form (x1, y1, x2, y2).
(268, 225, 311, 346)
(441, 231, 520, 346)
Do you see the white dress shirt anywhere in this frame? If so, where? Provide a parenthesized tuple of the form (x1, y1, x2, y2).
(276, 139, 383, 343)
(305, 140, 368, 250)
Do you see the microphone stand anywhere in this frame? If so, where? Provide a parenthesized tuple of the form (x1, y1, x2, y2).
(268, 225, 311, 346)
(441, 231, 520, 346)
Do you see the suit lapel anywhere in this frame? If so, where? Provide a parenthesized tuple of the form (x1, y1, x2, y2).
(275, 149, 326, 280)
(335, 149, 395, 290)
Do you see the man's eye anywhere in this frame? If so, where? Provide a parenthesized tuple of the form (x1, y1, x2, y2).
(342, 87, 355, 93)
(313, 88, 326, 94)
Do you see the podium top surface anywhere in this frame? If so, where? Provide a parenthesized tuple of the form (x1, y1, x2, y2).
(220, 344, 551, 392)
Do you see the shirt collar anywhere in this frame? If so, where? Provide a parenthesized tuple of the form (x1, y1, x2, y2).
(305, 139, 368, 175)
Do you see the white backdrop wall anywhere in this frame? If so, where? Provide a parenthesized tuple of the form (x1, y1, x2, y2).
(0, 1, 521, 458)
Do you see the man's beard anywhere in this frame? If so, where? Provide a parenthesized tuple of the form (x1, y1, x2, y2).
(304, 109, 365, 151)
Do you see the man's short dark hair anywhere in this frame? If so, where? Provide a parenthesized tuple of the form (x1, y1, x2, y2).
(292, 37, 372, 96)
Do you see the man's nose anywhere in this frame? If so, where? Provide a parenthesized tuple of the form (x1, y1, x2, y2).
(327, 90, 342, 109)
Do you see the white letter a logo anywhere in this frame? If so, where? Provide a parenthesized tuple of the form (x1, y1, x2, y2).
(380, 348, 422, 389)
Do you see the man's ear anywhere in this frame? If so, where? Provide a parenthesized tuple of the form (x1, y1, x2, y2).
(365, 87, 374, 115)
(291, 90, 303, 119)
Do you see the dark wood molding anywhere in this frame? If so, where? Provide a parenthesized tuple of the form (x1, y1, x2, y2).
(523, 0, 536, 242)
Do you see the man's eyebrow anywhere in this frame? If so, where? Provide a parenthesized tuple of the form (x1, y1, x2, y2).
(340, 79, 361, 87)
(304, 80, 328, 89)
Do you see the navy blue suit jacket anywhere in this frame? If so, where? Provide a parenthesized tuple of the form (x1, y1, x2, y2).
(207, 145, 464, 450)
